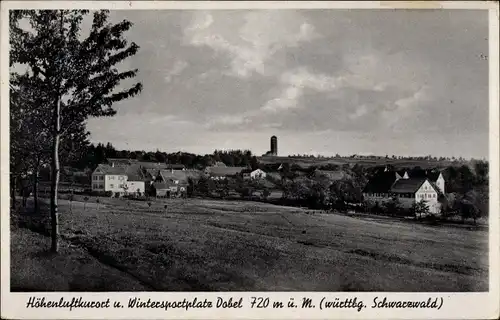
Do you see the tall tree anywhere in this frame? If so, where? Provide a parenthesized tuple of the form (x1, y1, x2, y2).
(10, 10, 142, 252)
(10, 73, 52, 212)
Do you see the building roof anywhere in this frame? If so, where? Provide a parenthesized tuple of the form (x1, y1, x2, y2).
(106, 158, 137, 166)
(206, 166, 246, 176)
(426, 171, 443, 181)
(362, 171, 399, 194)
(126, 165, 147, 181)
(94, 164, 146, 181)
(183, 169, 202, 179)
(166, 164, 186, 170)
(313, 169, 345, 180)
(213, 161, 227, 167)
(159, 169, 188, 182)
(390, 178, 427, 193)
(145, 168, 160, 177)
(136, 161, 169, 169)
(95, 164, 128, 175)
(407, 168, 443, 181)
(106, 159, 183, 170)
(152, 181, 177, 190)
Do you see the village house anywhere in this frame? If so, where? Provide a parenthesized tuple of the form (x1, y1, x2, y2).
(91, 163, 147, 196)
(150, 169, 189, 197)
(362, 167, 445, 214)
(242, 168, 267, 180)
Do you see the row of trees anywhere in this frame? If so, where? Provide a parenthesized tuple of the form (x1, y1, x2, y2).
(69, 142, 260, 171)
(286, 154, 479, 162)
(10, 10, 143, 252)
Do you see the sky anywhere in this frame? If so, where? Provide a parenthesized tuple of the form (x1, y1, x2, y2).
(85, 9, 489, 159)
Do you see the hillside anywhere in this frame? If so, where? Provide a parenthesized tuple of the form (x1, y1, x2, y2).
(257, 156, 467, 169)
(12, 197, 488, 291)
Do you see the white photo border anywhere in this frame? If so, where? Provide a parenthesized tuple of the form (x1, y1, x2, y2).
(1, 1, 499, 319)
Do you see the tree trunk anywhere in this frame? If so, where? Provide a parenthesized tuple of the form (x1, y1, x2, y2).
(50, 9, 65, 253)
(11, 175, 17, 210)
(33, 164, 39, 213)
(50, 98, 61, 253)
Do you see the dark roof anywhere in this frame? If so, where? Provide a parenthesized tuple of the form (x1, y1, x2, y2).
(136, 162, 169, 169)
(145, 168, 160, 177)
(152, 182, 177, 189)
(95, 164, 128, 175)
(167, 164, 186, 170)
(213, 161, 227, 167)
(427, 171, 443, 181)
(363, 171, 399, 193)
(125, 165, 146, 181)
(159, 170, 189, 183)
(183, 169, 202, 179)
(390, 178, 427, 193)
(407, 168, 443, 182)
(94, 164, 146, 181)
(206, 166, 246, 176)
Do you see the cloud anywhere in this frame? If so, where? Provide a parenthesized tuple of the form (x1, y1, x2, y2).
(348, 104, 369, 120)
(205, 114, 250, 128)
(380, 85, 431, 130)
(184, 11, 319, 78)
(164, 60, 188, 83)
(261, 67, 343, 112)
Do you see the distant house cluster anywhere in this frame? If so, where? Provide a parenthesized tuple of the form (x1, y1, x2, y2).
(91, 159, 190, 197)
(92, 158, 268, 197)
(362, 167, 446, 214)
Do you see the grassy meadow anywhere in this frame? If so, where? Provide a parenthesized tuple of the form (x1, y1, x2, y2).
(11, 196, 488, 291)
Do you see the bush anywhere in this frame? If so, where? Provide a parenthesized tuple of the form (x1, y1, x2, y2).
(89, 190, 113, 197)
(261, 189, 271, 200)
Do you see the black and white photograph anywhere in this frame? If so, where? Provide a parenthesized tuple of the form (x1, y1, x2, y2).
(2, 1, 499, 317)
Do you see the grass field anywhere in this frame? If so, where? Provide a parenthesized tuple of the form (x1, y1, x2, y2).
(11, 197, 488, 291)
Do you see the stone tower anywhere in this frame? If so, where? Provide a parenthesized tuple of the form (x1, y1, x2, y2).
(270, 136, 278, 156)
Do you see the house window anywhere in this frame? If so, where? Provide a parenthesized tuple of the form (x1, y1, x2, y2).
(100, 176, 104, 180)
(110, 184, 114, 188)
